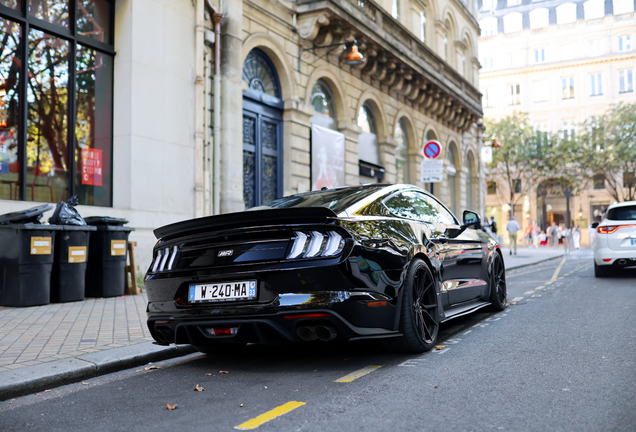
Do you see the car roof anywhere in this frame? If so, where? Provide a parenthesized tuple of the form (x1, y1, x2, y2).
(607, 200, 636, 209)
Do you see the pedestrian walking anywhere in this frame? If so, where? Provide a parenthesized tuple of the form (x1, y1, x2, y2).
(573, 224, 581, 249)
(490, 216, 499, 244)
(483, 215, 492, 235)
(506, 215, 521, 255)
(549, 222, 558, 249)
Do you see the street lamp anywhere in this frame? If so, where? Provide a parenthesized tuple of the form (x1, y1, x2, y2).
(298, 40, 365, 71)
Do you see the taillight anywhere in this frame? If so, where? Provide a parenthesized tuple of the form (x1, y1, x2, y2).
(287, 230, 346, 259)
(152, 245, 180, 272)
(597, 224, 636, 234)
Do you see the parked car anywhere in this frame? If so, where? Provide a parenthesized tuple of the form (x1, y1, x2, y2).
(145, 184, 506, 353)
(592, 200, 636, 277)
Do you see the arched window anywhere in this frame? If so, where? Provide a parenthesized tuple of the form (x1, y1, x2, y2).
(420, 10, 427, 43)
(584, 0, 605, 19)
(392, 0, 399, 19)
(556, 3, 577, 25)
(358, 103, 382, 183)
(447, 143, 458, 216)
(503, 12, 523, 33)
(479, 17, 498, 36)
(613, 0, 634, 14)
(529, 8, 550, 29)
(242, 50, 281, 98)
(465, 153, 474, 211)
(310, 80, 337, 130)
(394, 118, 410, 184)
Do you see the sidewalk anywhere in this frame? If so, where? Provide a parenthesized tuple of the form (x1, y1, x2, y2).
(0, 246, 570, 401)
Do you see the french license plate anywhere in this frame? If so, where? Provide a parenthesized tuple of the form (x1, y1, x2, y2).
(188, 280, 257, 303)
(631, 238, 636, 245)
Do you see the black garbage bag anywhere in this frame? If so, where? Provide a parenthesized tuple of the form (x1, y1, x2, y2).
(49, 196, 87, 226)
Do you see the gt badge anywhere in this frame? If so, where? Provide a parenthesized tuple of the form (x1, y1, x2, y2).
(218, 250, 233, 257)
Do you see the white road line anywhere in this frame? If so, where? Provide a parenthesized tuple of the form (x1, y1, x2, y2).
(511, 297, 524, 302)
(434, 348, 451, 355)
(398, 359, 422, 367)
(523, 290, 534, 295)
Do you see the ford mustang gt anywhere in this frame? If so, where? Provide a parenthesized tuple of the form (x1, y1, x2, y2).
(145, 184, 507, 353)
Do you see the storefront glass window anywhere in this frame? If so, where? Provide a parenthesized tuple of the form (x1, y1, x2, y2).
(0, 0, 114, 206)
(29, 0, 70, 29)
(394, 118, 409, 184)
(0, 19, 21, 201)
(3, 1, 21, 11)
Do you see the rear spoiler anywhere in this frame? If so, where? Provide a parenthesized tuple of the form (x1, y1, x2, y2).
(154, 207, 339, 240)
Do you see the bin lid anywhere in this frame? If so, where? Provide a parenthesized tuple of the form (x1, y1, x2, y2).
(91, 225, 135, 232)
(0, 204, 54, 225)
(0, 223, 63, 230)
(60, 225, 97, 231)
(84, 216, 129, 226)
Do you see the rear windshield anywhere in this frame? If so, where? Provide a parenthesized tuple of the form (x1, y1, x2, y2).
(248, 186, 382, 214)
(607, 205, 636, 221)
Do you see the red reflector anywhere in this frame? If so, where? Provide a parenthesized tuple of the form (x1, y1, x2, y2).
(602, 259, 612, 262)
(155, 320, 174, 324)
(283, 313, 331, 319)
(213, 327, 233, 336)
(367, 301, 388, 307)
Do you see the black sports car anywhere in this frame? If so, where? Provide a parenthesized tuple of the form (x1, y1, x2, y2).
(145, 184, 507, 353)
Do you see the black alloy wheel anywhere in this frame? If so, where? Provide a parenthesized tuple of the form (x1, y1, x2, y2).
(383, 258, 439, 353)
(489, 252, 508, 311)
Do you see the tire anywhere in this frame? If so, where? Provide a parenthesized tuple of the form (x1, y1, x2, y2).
(594, 261, 608, 278)
(488, 252, 508, 311)
(382, 258, 439, 353)
(194, 342, 247, 355)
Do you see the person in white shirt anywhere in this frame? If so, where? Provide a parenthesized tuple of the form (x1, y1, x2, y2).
(506, 215, 521, 255)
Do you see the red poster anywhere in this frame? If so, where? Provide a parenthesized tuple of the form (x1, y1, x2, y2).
(81, 148, 103, 186)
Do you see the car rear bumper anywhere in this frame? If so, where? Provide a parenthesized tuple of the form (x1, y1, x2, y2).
(594, 247, 636, 266)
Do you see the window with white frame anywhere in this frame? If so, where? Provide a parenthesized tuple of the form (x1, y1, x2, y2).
(420, 10, 427, 42)
(392, 0, 399, 19)
(590, 73, 603, 96)
(444, 33, 448, 61)
(529, 8, 550, 29)
(618, 35, 632, 52)
(459, 52, 466, 76)
(503, 12, 523, 33)
(483, 87, 496, 108)
(556, 3, 577, 24)
(507, 0, 521, 6)
(561, 77, 575, 99)
(533, 48, 546, 63)
(613, 0, 635, 15)
(509, 84, 521, 105)
(583, 0, 605, 19)
(482, 56, 494, 69)
(588, 40, 602, 56)
(533, 80, 549, 102)
(561, 120, 575, 139)
(480, 17, 498, 36)
(619, 69, 633, 93)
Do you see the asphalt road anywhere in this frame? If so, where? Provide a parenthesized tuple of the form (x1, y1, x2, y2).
(1, 249, 635, 432)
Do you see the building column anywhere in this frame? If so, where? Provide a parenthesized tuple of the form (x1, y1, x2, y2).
(379, 136, 397, 183)
(220, 0, 245, 213)
(283, 104, 312, 194)
(338, 121, 362, 186)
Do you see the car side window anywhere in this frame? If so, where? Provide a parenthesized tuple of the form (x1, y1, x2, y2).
(384, 191, 457, 225)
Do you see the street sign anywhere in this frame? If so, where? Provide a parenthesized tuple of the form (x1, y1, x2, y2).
(420, 159, 443, 183)
(423, 140, 441, 159)
(481, 147, 493, 164)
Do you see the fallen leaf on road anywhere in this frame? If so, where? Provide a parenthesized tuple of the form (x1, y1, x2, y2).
(219, 370, 229, 374)
(435, 345, 446, 350)
(194, 384, 205, 392)
(45, 390, 51, 392)
(429, 384, 438, 389)
(136, 369, 143, 372)
(36, 394, 42, 396)
(145, 366, 161, 371)
(510, 302, 517, 305)
(82, 382, 89, 385)
(165, 403, 177, 410)
(240, 403, 244, 407)
(205, 373, 212, 376)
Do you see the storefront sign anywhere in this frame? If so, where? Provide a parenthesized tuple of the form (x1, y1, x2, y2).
(81, 148, 103, 186)
(30, 237, 52, 255)
(68, 246, 87, 263)
(111, 240, 127, 256)
(420, 159, 444, 183)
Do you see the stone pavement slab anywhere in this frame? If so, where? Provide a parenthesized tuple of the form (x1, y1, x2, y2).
(502, 246, 571, 270)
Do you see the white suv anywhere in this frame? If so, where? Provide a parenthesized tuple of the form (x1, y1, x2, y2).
(592, 200, 636, 277)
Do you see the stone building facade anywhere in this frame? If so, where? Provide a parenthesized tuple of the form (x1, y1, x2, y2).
(0, 0, 485, 271)
(478, 0, 636, 246)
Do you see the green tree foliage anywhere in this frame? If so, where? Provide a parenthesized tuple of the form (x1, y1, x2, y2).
(578, 102, 636, 202)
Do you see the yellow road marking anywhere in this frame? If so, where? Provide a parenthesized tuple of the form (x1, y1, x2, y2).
(335, 365, 382, 383)
(234, 401, 305, 430)
(534, 285, 545, 291)
(546, 257, 567, 285)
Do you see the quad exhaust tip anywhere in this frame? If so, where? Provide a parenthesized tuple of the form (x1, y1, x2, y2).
(618, 259, 627, 265)
(297, 325, 338, 342)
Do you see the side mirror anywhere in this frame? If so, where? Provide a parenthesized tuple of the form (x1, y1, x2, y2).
(591, 222, 599, 229)
(462, 210, 481, 229)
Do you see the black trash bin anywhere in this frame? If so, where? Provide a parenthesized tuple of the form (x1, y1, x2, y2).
(84, 217, 135, 298)
(50, 225, 97, 303)
(0, 204, 62, 307)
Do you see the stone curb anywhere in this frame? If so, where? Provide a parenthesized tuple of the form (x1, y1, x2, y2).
(0, 342, 196, 401)
(506, 252, 567, 270)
